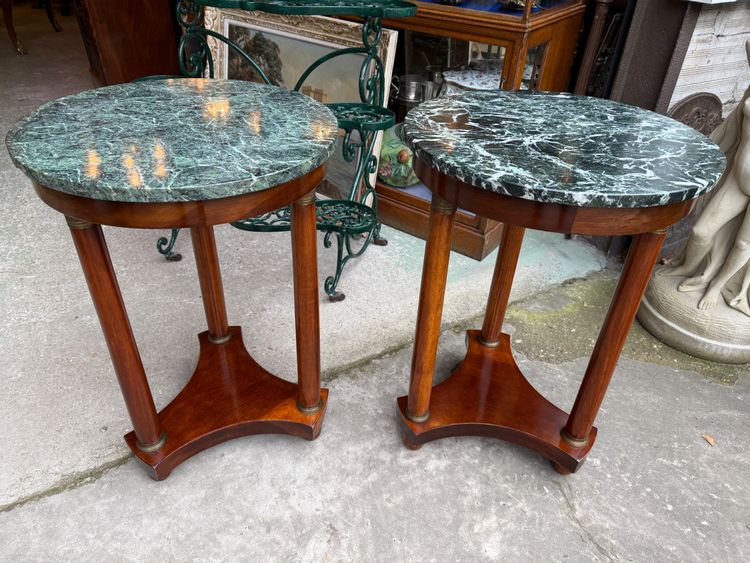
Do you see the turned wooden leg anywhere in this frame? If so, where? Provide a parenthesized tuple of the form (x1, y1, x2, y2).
(573, 0, 613, 94)
(66, 217, 164, 450)
(480, 224, 526, 346)
(291, 191, 322, 412)
(44, 0, 62, 32)
(563, 231, 666, 445)
(190, 225, 230, 343)
(406, 195, 457, 422)
(2, 0, 26, 54)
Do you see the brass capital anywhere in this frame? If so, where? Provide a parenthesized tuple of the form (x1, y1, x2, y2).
(431, 196, 456, 215)
(65, 216, 94, 230)
(297, 191, 316, 206)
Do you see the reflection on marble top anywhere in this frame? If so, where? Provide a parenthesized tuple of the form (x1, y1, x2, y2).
(5, 79, 339, 203)
(404, 91, 726, 208)
(442, 70, 500, 92)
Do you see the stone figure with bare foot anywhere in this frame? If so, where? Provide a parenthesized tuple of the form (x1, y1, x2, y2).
(660, 63, 750, 315)
(639, 40, 750, 363)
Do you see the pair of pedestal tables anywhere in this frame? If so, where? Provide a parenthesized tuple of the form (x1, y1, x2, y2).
(6, 79, 725, 480)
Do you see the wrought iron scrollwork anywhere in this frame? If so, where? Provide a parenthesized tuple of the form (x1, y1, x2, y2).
(175, 0, 202, 28)
(321, 200, 381, 302)
(158, 0, 416, 301)
(323, 231, 346, 301)
(360, 17, 385, 106)
(231, 206, 293, 232)
(156, 228, 183, 261)
(176, 1, 212, 77)
(317, 200, 375, 233)
(190, 1, 416, 18)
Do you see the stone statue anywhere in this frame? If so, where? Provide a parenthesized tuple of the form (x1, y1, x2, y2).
(637, 41, 750, 363)
(660, 93, 750, 312)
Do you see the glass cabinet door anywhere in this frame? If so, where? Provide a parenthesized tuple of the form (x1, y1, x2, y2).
(519, 42, 547, 90)
(391, 31, 510, 121)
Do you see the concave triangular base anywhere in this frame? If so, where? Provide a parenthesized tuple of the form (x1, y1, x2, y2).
(125, 326, 327, 480)
(397, 330, 595, 473)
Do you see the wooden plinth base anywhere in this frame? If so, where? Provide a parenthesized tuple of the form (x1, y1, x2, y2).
(397, 330, 596, 473)
(124, 326, 328, 480)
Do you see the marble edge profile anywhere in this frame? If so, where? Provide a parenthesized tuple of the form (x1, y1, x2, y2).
(7, 161, 332, 204)
(4, 85, 338, 204)
(407, 146, 725, 209)
(403, 92, 727, 209)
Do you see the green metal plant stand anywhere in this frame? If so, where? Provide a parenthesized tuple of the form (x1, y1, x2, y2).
(156, 0, 416, 301)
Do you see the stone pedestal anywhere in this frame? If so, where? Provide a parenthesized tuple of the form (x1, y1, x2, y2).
(638, 268, 750, 364)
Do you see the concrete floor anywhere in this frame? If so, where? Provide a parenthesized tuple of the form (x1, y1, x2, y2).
(1, 5, 748, 561)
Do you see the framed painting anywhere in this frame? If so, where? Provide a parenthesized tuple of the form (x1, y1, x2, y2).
(203, 9, 398, 200)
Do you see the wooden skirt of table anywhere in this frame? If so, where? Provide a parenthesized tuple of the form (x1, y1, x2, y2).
(397, 159, 694, 474)
(33, 166, 327, 480)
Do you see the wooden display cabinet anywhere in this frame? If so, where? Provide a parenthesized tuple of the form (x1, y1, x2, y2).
(73, 0, 180, 85)
(377, 0, 586, 259)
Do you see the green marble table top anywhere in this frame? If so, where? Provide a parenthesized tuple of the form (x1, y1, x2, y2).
(5, 79, 339, 203)
(404, 91, 726, 209)
(193, 0, 417, 17)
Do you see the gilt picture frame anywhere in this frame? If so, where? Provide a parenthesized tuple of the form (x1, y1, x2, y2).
(203, 9, 398, 199)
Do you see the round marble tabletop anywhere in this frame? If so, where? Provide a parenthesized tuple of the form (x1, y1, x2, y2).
(404, 91, 726, 208)
(5, 79, 339, 203)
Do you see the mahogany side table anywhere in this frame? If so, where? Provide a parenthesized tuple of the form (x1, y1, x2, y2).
(397, 91, 726, 473)
(6, 79, 339, 480)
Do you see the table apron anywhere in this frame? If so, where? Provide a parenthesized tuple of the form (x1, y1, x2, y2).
(32, 165, 326, 229)
(414, 159, 694, 236)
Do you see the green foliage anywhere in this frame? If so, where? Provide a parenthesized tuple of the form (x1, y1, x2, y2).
(228, 28, 284, 86)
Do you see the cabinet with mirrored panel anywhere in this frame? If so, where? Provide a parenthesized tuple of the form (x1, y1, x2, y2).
(375, 0, 585, 259)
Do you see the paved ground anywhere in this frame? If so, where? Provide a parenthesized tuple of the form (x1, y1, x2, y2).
(1, 313, 748, 561)
(1, 5, 748, 562)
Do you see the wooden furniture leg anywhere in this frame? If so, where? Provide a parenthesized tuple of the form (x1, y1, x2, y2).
(405, 195, 457, 427)
(2, 0, 27, 54)
(66, 217, 164, 450)
(480, 225, 526, 346)
(563, 231, 666, 446)
(388, 78, 719, 475)
(55, 208, 330, 480)
(397, 223, 600, 472)
(573, 0, 614, 94)
(44, 0, 62, 32)
(190, 225, 230, 343)
(121, 216, 328, 479)
(291, 191, 322, 412)
(11, 77, 336, 480)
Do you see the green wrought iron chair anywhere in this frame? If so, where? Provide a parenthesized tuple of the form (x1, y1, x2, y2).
(153, 0, 416, 301)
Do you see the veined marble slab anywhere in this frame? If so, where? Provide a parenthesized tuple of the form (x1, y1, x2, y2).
(404, 91, 726, 208)
(5, 79, 338, 203)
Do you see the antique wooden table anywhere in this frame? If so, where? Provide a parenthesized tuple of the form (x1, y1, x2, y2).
(398, 91, 726, 473)
(6, 78, 339, 480)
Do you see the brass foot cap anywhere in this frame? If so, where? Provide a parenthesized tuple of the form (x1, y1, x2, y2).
(297, 398, 323, 414)
(477, 335, 501, 348)
(137, 432, 167, 453)
(208, 333, 231, 345)
(406, 410, 430, 424)
(561, 428, 588, 448)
